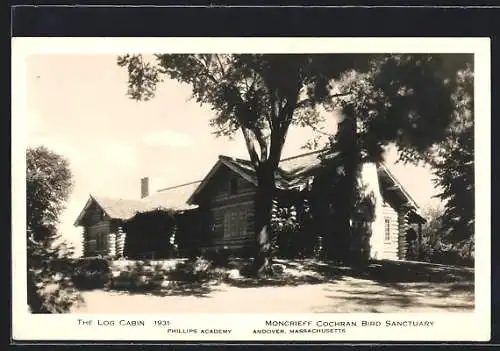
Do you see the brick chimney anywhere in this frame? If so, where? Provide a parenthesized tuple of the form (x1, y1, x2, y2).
(140, 177, 149, 199)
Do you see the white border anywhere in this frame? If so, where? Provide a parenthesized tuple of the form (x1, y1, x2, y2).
(12, 37, 491, 342)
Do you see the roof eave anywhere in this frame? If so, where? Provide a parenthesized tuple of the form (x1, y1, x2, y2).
(186, 159, 224, 205)
(219, 157, 258, 185)
(73, 196, 94, 227)
(74, 194, 124, 226)
(378, 163, 420, 210)
(187, 156, 260, 205)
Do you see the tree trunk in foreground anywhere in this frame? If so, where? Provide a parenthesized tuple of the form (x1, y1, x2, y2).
(331, 113, 359, 264)
(251, 163, 275, 275)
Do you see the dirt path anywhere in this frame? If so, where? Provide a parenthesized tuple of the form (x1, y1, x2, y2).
(73, 276, 474, 313)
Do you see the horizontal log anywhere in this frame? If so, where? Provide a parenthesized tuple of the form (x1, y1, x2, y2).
(213, 234, 254, 242)
(213, 237, 254, 245)
(201, 243, 249, 250)
(212, 200, 254, 210)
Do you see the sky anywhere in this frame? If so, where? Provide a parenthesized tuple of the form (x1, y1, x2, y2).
(26, 54, 442, 256)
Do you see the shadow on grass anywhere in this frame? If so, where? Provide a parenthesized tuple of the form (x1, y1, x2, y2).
(225, 273, 330, 288)
(221, 258, 473, 288)
(297, 259, 474, 283)
(104, 259, 226, 297)
(306, 261, 475, 313)
(313, 282, 474, 313)
(97, 257, 474, 306)
(105, 281, 217, 298)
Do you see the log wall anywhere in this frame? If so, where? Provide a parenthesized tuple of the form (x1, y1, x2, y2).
(199, 167, 257, 252)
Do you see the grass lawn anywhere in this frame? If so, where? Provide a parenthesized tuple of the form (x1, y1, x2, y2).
(72, 259, 474, 313)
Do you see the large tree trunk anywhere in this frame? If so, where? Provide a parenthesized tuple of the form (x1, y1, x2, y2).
(251, 162, 275, 275)
(331, 164, 357, 263)
(330, 112, 360, 264)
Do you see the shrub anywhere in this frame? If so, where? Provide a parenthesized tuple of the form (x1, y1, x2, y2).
(204, 249, 230, 267)
(271, 263, 285, 275)
(71, 257, 111, 290)
(428, 248, 474, 267)
(27, 238, 83, 313)
(166, 257, 232, 284)
(419, 206, 474, 267)
(192, 256, 211, 274)
(238, 263, 255, 278)
(168, 257, 212, 283)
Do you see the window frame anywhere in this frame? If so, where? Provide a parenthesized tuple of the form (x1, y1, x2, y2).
(223, 205, 247, 239)
(96, 231, 108, 254)
(384, 217, 391, 242)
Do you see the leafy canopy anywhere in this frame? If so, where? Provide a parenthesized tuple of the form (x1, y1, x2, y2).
(430, 65, 474, 248)
(27, 146, 73, 241)
(327, 55, 469, 164)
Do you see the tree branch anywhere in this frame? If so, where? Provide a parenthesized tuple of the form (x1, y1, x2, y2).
(241, 126, 260, 168)
(253, 127, 269, 162)
(268, 127, 287, 169)
(215, 54, 226, 77)
(267, 90, 279, 132)
(309, 125, 331, 136)
(268, 82, 302, 167)
(192, 56, 219, 84)
(295, 92, 352, 109)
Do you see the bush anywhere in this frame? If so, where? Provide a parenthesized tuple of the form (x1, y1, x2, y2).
(203, 249, 230, 267)
(167, 257, 231, 284)
(419, 206, 474, 267)
(238, 262, 255, 278)
(168, 257, 212, 283)
(71, 257, 111, 290)
(429, 249, 474, 267)
(28, 238, 83, 313)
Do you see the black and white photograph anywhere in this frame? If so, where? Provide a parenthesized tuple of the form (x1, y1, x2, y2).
(12, 37, 490, 341)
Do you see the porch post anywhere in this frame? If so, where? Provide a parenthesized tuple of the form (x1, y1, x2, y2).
(107, 232, 116, 258)
(116, 226, 126, 258)
(397, 208, 409, 260)
(417, 222, 423, 260)
(81, 227, 89, 257)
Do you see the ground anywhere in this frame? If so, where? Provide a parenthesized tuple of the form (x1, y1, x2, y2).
(71, 259, 474, 313)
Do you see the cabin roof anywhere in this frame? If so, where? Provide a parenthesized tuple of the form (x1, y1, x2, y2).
(142, 181, 201, 212)
(74, 181, 201, 226)
(188, 150, 424, 222)
(75, 150, 425, 226)
(91, 195, 145, 220)
(188, 150, 341, 203)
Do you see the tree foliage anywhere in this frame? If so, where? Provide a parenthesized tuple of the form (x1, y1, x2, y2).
(419, 206, 473, 266)
(27, 146, 73, 242)
(26, 146, 82, 313)
(123, 208, 178, 259)
(328, 55, 464, 163)
(429, 65, 474, 252)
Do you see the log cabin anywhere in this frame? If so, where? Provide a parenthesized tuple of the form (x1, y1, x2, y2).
(74, 149, 426, 261)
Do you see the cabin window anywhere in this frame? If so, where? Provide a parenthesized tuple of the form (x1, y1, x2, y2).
(88, 239, 97, 255)
(223, 206, 247, 238)
(95, 231, 108, 254)
(229, 177, 238, 195)
(384, 217, 391, 241)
